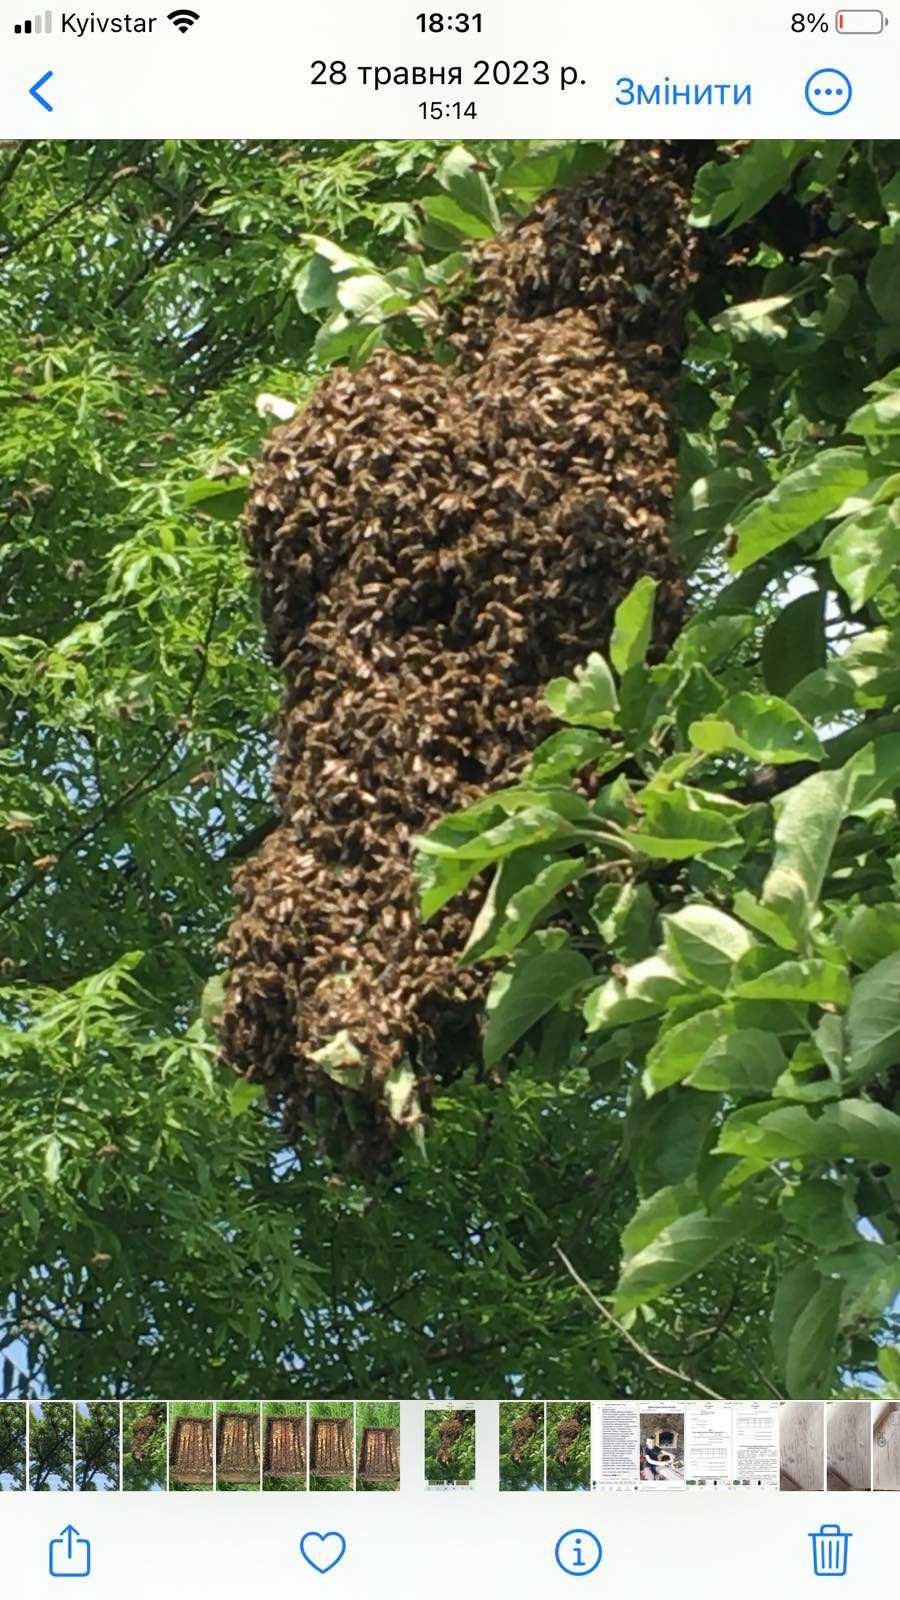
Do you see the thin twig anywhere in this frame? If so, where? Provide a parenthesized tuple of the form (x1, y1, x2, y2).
(552, 1240, 724, 1401)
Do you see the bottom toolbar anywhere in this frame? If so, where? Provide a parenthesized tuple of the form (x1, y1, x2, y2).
(0, 1480, 894, 1599)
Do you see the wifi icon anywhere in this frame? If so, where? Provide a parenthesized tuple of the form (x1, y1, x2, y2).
(168, 7, 200, 31)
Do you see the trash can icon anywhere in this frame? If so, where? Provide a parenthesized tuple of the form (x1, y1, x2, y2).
(809, 1524, 852, 1577)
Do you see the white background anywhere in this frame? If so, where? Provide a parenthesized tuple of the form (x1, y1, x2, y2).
(0, 0, 897, 135)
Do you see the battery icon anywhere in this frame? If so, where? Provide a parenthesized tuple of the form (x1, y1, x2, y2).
(836, 8, 886, 28)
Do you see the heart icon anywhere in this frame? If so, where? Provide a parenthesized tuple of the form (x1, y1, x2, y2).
(300, 1531, 347, 1574)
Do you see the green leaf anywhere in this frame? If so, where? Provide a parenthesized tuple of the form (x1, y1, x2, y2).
(673, 614, 755, 668)
(824, 503, 900, 611)
(727, 449, 869, 574)
(733, 958, 851, 1006)
(643, 1006, 733, 1096)
(690, 142, 812, 231)
(484, 948, 591, 1067)
(336, 271, 403, 321)
(313, 312, 372, 367)
(717, 1098, 900, 1166)
(690, 691, 823, 765)
(420, 193, 496, 241)
(776, 1054, 842, 1105)
(228, 1079, 264, 1118)
(293, 250, 340, 312)
(526, 728, 612, 784)
(867, 239, 900, 322)
(583, 954, 688, 1033)
(713, 294, 794, 343)
(733, 890, 799, 950)
(436, 145, 501, 232)
(878, 1346, 900, 1390)
(614, 1206, 753, 1314)
(629, 788, 742, 860)
(822, 1243, 900, 1316)
(789, 628, 900, 721)
(780, 1180, 858, 1247)
(591, 881, 658, 963)
(847, 387, 900, 437)
(844, 733, 900, 812)
(632, 1091, 721, 1194)
(544, 653, 619, 728)
(663, 904, 756, 991)
(462, 853, 584, 965)
(845, 950, 900, 1084)
(44, 1135, 62, 1186)
(309, 1029, 366, 1085)
(417, 804, 576, 865)
(761, 590, 827, 697)
(416, 846, 484, 922)
(183, 475, 249, 521)
(500, 150, 565, 199)
(610, 576, 657, 676)
(771, 1261, 821, 1376)
(200, 973, 226, 1024)
(838, 904, 900, 969)
(785, 1276, 843, 1397)
(686, 1029, 787, 1096)
(302, 235, 366, 275)
(759, 766, 853, 946)
(821, 272, 858, 337)
(620, 1181, 698, 1260)
(383, 1061, 421, 1128)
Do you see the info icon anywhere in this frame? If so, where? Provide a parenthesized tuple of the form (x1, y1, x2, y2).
(555, 1529, 602, 1577)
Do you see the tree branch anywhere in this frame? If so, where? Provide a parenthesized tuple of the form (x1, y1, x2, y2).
(0, 161, 142, 263)
(552, 1241, 725, 1400)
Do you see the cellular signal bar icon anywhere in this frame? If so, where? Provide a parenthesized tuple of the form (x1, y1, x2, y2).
(14, 8, 52, 32)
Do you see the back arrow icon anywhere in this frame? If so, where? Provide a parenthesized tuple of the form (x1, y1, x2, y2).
(29, 70, 54, 111)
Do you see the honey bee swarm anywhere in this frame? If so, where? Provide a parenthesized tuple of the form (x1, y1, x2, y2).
(220, 144, 699, 1169)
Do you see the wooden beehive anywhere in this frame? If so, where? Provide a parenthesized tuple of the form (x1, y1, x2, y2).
(169, 1416, 213, 1484)
(310, 1416, 352, 1477)
(357, 1426, 400, 1483)
(263, 1415, 307, 1479)
(216, 1411, 260, 1485)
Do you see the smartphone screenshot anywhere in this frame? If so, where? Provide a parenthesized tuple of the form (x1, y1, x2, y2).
(0, 2, 898, 1595)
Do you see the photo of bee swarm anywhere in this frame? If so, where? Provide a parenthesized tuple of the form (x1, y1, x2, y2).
(220, 143, 699, 1170)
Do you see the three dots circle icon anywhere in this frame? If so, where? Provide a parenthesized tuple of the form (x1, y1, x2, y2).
(804, 67, 853, 113)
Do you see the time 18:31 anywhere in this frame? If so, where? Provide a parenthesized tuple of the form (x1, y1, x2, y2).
(417, 12, 483, 29)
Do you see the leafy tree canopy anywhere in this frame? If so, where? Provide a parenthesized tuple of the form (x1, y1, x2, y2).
(27, 1401, 73, 1489)
(0, 1401, 26, 1488)
(75, 1398, 120, 1489)
(1, 138, 898, 1401)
